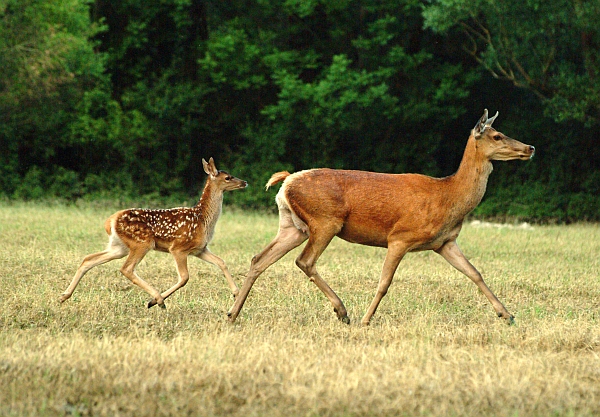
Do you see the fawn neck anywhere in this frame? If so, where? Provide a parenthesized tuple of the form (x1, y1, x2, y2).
(446, 135, 493, 218)
(195, 180, 224, 228)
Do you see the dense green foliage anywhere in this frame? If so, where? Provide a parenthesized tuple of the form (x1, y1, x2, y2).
(0, 0, 598, 221)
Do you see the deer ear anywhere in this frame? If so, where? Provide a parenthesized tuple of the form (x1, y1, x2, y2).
(485, 111, 499, 128)
(473, 109, 489, 139)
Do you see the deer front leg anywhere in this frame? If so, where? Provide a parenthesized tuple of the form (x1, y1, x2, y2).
(435, 240, 514, 324)
(197, 248, 239, 297)
(361, 242, 407, 326)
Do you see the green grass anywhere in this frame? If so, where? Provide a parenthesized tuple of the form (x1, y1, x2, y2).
(0, 202, 599, 416)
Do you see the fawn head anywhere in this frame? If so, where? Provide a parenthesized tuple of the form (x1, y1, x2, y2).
(473, 109, 535, 161)
(202, 157, 248, 191)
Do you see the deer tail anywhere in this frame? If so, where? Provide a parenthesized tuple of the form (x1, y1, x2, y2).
(265, 171, 291, 190)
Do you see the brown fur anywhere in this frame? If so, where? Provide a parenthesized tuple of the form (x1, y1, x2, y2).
(228, 110, 535, 325)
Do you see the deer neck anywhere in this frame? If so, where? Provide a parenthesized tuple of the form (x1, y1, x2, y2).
(446, 135, 493, 217)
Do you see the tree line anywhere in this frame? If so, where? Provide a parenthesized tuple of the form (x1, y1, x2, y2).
(0, 0, 598, 221)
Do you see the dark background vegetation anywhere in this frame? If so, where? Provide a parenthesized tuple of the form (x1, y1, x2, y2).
(1, 0, 598, 221)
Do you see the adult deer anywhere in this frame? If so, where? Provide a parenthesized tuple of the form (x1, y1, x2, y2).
(228, 110, 535, 325)
(59, 158, 247, 308)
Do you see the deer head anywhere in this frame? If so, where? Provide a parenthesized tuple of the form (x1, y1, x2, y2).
(473, 109, 535, 161)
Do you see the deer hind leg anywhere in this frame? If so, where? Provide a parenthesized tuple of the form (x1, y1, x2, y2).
(197, 247, 239, 297)
(361, 242, 408, 326)
(435, 240, 514, 324)
(227, 208, 308, 322)
(59, 235, 129, 303)
(119, 245, 165, 308)
(147, 250, 191, 309)
(294, 220, 349, 324)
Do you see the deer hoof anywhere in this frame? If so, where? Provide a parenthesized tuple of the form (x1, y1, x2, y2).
(148, 299, 165, 309)
(498, 312, 515, 325)
(334, 307, 350, 325)
(334, 309, 350, 325)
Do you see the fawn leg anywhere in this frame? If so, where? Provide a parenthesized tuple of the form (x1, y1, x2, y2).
(197, 248, 239, 297)
(119, 246, 165, 308)
(148, 251, 190, 308)
(59, 239, 128, 303)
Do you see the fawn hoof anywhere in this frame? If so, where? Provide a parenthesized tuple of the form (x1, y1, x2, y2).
(340, 315, 351, 325)
(226, 311, 236, 322)
(58, 294, 69, 303)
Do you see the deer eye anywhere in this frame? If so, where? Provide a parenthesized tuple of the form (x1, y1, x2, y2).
(493, 134, 502, 141)
(225, 176, 232, 181)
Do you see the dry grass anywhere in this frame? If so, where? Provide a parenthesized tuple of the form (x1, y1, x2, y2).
(0, 202, 599, 416)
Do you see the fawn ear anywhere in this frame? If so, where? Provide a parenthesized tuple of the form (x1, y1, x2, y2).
(202, 158, 218, 177)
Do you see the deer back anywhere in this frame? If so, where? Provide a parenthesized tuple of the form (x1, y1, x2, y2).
(277, 169, 454, 248)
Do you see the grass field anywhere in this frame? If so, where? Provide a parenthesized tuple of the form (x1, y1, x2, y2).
(0, 201, 599, 416)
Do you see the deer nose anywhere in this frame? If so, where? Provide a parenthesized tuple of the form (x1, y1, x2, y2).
(529, 146, 535, 159)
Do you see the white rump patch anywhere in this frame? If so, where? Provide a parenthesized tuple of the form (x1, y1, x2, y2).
(276, 178, 309, 235)
(107, 228, 130, 255)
